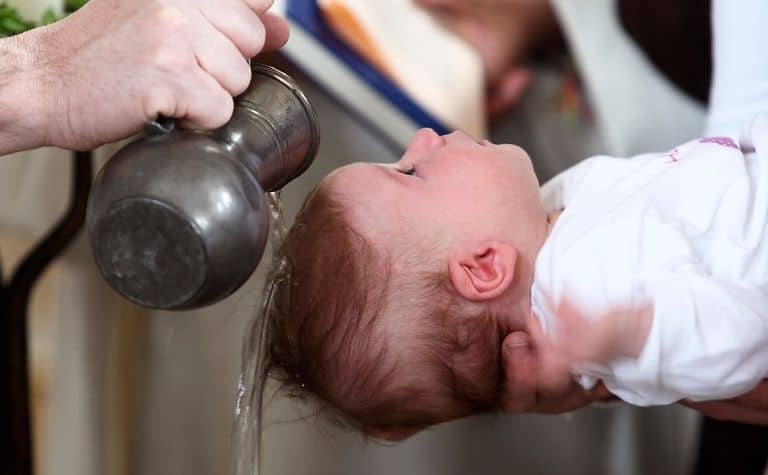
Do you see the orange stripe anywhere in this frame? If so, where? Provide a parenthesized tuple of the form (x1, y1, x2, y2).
(319, 1, 396, 80)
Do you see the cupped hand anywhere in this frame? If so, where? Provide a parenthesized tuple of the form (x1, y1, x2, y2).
(500, 324, 768, 425)
(498, 331, 614, 414)
(683, 382, 768, 426)
(415, 0, 559, 116)
(31, 0, 289, 151)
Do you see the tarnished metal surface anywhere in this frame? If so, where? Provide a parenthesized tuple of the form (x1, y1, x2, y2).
(87, 64, 320, 310)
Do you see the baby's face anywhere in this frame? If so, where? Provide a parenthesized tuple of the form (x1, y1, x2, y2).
(325, 129, 542, 254)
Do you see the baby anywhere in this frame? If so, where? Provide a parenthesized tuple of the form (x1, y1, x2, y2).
(266, 0, 768, 439)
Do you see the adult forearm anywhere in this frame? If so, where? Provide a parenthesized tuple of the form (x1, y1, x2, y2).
(0, 30, 51, 156)
(0, 0, 290, 155)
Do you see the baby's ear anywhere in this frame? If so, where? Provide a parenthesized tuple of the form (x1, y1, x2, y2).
(448, 241, 517, 302)
(365, 426, 424, 442)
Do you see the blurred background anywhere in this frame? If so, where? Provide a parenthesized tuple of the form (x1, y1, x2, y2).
(1, 0, 740, 474)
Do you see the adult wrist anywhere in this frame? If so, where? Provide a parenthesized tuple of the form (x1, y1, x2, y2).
(0, 27, 59, 155)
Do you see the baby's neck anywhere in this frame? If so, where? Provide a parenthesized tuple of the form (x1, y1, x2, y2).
(546, 208, 564, 236)
(499, 208, 563, 334)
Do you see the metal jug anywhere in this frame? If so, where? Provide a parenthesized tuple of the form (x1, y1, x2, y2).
(87, 64, 320, 310)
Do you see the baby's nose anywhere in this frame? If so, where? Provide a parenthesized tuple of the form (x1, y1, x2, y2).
(444, 130, 481, 146)
(406, 128, 444, 154)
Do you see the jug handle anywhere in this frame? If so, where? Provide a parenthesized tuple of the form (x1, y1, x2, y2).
(144, 116, 176, 136)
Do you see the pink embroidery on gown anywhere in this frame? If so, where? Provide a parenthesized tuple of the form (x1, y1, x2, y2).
(700, 137, 740, 149)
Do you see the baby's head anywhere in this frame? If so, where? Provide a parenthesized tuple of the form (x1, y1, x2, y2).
(268, 129, 547, 440)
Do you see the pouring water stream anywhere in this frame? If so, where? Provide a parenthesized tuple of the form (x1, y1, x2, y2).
(232, 191, 289, 475)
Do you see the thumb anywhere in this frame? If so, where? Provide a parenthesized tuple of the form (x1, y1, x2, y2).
(499, 332, 537, 413)
(488, 67, 532, 119)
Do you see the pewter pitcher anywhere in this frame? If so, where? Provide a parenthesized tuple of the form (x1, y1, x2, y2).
(87, 64, 320, 310)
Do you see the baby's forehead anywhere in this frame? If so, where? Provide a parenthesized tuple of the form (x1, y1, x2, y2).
(321, 163, 371, 202)
(324, 162, 381, 188)
(321, 164, 406, 237)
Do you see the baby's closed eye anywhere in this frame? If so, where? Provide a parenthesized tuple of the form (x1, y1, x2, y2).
(399, 165, 417, 176)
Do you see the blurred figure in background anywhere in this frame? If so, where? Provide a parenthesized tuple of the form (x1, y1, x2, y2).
(415, 0, 712, 116)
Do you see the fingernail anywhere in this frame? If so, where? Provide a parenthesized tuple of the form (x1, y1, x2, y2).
(504, 334, 529, 353)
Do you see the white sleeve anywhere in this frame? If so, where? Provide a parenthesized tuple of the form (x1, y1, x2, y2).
(706, 0, 768, 137)
(602, 268, 768, 405)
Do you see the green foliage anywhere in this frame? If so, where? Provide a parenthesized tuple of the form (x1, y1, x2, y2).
(0, 4, 34, 36)
(65, 0, 89, 13)
(0, 1, 88, 37)
(40, 8, 58, 25)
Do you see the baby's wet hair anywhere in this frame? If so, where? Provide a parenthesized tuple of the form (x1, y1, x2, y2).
(267, 182, 506, 434)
